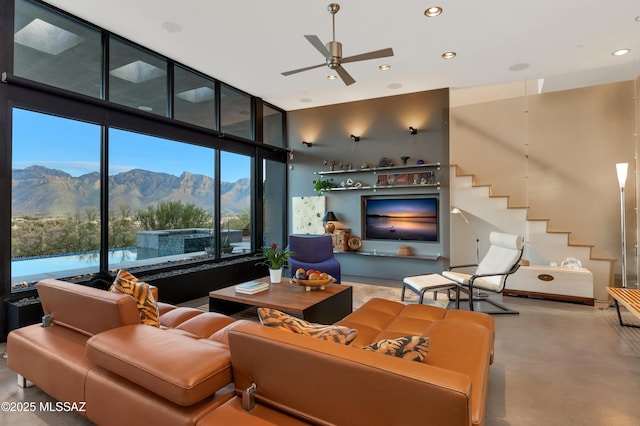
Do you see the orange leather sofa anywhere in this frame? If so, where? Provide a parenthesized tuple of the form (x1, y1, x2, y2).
(7, 280, 494, 426)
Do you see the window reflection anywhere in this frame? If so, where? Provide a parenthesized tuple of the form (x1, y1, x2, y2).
(109, 37, 168, 115)
(14, 0, 102, 98)
(263, 104, 285, 148)
(220, 85, 252, 139)
(174, 66, 216, 128)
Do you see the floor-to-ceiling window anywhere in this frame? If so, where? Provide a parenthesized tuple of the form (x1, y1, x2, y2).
(3, 0, 287, 299)
(108, 129, 217, 270)
(11, 108, 101, 290)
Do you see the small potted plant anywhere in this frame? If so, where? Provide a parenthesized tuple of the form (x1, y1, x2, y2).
(313, 176, 334, 195)
(257, 243, 294, 283)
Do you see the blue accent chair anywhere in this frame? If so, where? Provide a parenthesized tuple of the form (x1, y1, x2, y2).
(288, 235, 341, 283)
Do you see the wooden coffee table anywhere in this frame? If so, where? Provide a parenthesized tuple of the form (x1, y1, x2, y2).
(209, 277, 353, 324)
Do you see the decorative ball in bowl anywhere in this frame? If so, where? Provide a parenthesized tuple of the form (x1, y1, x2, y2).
(291, 269, 336, 291)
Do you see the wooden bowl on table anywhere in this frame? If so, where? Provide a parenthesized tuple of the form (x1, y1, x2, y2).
(291, 277, 336, 291)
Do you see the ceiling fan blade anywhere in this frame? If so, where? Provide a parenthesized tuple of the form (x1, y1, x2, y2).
(304, 35, 331, 58)
(281, 63, 326, 76)
(341, 47, 394, 64)
(335, 65, 356, 86)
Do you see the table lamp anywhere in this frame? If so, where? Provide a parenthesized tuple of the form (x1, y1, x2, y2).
(322, 211, 338, 233)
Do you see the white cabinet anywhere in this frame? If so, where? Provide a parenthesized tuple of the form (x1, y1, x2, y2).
(504, 265, 594, 305)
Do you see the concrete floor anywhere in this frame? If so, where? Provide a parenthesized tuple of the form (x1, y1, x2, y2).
(1, 279, 639, 425)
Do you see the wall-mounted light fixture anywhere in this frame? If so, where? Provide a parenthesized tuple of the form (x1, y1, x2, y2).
(302, 141, 313, 147)
(286, 149, 294, 160)
(350, 134, 360, 142)
(409, 126, 418, 135)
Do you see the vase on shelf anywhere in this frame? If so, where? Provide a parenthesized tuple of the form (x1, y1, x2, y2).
(269, 268, 283, 283)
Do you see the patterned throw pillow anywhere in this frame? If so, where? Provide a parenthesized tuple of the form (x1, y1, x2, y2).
(257, 307, 358, 345)
(362, 336, 431, 362)
(109, 269, 160, 327)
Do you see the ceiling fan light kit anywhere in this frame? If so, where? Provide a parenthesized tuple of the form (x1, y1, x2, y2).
(281, 3, 394, 86)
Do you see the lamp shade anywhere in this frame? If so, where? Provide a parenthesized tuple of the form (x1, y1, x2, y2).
(616, 163, 628, 189)
(322, 211, 338, 222)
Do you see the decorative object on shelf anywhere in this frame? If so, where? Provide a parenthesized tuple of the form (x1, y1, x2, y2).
(397, 245, 411, 256)
(386, 174, 395, 185)
(329, 160, 336, 171)
(350, 134, 360, 142)
(332, 228, 351, 251)
(348, 236, 362, 251)
(256, 243, 295, 284)
(353, 181, 362, 188)
(302, 141, 313, 147)
(322, 211, 338, 233)
(560, 257, 582, 270)
(401, 156, 410, 165)
(616, 162, 629, 288)
(378, 157, 394, 167)
(361, 162, 370, 169)
(409, 126, 418, 135)
(416, 159, 425, 165)
(313, 176, 334, 194)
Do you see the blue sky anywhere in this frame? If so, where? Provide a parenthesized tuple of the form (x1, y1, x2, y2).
(12, 108, 250, 182)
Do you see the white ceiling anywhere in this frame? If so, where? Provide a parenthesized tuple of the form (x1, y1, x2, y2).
(42, 0, 640, 111)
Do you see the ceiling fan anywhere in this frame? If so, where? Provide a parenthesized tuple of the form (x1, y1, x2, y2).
(281, 3, 394, 86)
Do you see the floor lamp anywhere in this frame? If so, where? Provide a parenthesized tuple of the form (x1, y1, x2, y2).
(616, 163, 628, 288)
(451, 207, 479, 263)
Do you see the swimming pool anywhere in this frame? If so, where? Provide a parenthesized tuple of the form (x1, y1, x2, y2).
(11, 249, 138, 277)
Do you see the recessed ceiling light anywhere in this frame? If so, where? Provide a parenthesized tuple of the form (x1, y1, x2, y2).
(441, 51, 456, 59)
(161, 21, 182, 33)
(300, 98, 313, 103)
(378, 64, 391, 71)
(612, 49, 631, 56)
(387, 83, 402, 90)
(424, 6, 443, 17)
(327, 75, 337, 80)
(509, 63, 530, 71)
(137, 106, 153, 112)
(635, 15, 640, 22)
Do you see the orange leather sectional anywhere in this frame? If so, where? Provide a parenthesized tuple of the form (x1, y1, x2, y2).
(7, 279, 494, 426)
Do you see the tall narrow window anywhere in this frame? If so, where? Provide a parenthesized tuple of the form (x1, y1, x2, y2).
(220, 152, 252, 256)
(109, 36, 168, 115)
(108, 130, 216, 269)
(11, 108, 101, 291)
(263, 159, 287, 249)
(14, 0, 102, 98)
(263, 104, 285, 148)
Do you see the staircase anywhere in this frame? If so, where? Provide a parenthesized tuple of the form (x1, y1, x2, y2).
(450, 166, 615, 302)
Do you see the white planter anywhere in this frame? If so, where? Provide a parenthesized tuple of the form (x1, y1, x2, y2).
(269, 268, 282, 283)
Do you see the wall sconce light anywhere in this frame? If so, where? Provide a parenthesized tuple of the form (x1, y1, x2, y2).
(409, 126, 418, 135)
(286, 149, 294, 160)
(350, 134, 360, 142)
(302, 141, 313, 147)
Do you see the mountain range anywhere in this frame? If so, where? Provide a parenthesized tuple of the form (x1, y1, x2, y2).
(12, 165, 250, 217)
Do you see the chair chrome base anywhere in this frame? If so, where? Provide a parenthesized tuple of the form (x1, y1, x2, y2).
(455, 288, 519, 315)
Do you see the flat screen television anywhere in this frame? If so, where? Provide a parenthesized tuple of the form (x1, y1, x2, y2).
(363, 196, 438, 242)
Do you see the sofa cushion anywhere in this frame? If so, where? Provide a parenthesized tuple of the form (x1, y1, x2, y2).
(86, 324, 233, 406)
(362, 335, 431, 362)
(257, 307, 358, 345)
(110, 269, 160, 327)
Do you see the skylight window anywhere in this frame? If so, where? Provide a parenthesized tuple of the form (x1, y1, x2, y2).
(176, 86, 215, 103)
(110, 60, 166, 83)
(14, 18, 83, 55)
